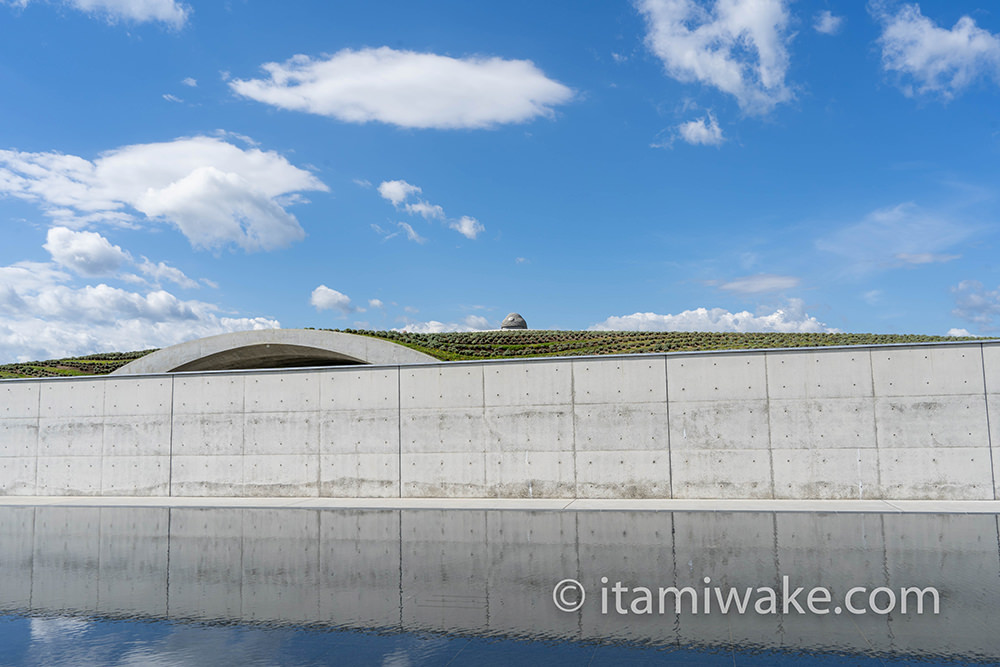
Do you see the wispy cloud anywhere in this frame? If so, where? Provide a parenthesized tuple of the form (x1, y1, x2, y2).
(814, 10, 844, 35)
(718, 273, 799, 294)
(816, 202, 974, 275)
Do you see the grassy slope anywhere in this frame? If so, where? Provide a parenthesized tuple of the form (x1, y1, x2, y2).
(0, 330, 987, 379)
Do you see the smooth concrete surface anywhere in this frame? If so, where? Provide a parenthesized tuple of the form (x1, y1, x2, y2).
(0, 506, 997, 658)
(1, 340, 998, 500)
(111, 328, 436, 374)
(2, 495, 1000, 513)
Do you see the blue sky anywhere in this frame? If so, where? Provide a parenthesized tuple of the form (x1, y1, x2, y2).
(1, 0, 999, 361)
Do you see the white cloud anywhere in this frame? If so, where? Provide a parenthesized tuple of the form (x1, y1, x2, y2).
(947, 327, 972, 337)
(449, 216, 484, 240)
(951, 280, 1000, 329)
(43, 226, 129, 276)
(718, 273, 799, 294)
(377, 179, 484, 240)
(396, 315, 493, 333)
(181, 77, 197, 87)
(10, 0, 189, 27)
(816, 202, 973, 275)
(310, 285, 355, 314)
(405, 200, 445, 220)
(0, 259, 277, 362)
(135, 258, 199, 289)
(162, 93, 183, 103)
(863, 289, 883, 305)
(814, 10, 843, 35)
(590, 299, 834, 333)
(229, 47, 573, 129)
(368, 298, 384, 309)
(0, 136, 327, 251)
(377, 179, 421, 206)
(636, 0, 794, 114)
(894, 252, 960, 264)
(42, 226, 201, 289)
(397, 221, 426, 244)
(676, 113, 724, 146)
(875, 3, 1000, 99)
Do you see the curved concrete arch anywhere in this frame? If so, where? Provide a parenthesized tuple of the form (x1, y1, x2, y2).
(111, 329, 436, 375)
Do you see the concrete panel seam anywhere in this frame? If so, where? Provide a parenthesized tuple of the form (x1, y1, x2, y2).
(663, 355, 673, 499)
(763, 351, 775, 499)
(570, 361, 578, 498)
(397, 366, 402, 499)
(981, 343, 996, 500)
(33, 380, 41, 494)
(167, 376, 175, 497)
(869, 348, 883, 497)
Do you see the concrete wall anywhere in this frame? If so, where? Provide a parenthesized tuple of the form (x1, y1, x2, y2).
(1, 341, 997, 499)
(0, 506, 997, 659)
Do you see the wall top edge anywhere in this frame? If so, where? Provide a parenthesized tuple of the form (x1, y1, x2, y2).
(2, 338, 998, 383)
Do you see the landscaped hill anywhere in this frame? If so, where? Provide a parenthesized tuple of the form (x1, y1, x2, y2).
(0, 330, 986, 379)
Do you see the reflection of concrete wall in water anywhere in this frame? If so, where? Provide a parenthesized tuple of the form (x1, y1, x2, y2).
(0, 341, 998, 499)
(0, 506, 996, 659)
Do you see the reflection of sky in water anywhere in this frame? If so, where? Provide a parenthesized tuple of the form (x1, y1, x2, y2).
(0, 507, 997, 665)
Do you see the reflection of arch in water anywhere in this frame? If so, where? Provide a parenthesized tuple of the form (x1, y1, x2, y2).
(112, 329, 435, 374)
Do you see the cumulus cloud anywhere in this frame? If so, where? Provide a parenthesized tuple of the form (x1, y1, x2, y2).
(41, 226, 201, 291)
(636, 0, 794, 114)
(947, 327, 972, 337)
(396, 314, 493, 333)
(368, 298, 384, 309)
(874, 3, 1000, 99)
(590, 299, 834, 333)
(0, 136, 327, 251)
(951, 280, 1000, 330)
(814, 10, 843, 35)
(43, 226, 129, 276)
(377, 179, 421, 206)
(448, 216, 485, 240)
(816, 202, 973, 275)
(181, 77, 197, 87)
(377, 179, 484, 240)
(0, 259, 277, 362)
(9, 0, 189, 27)
(229, 47, 573, 129)
(718, 273, 799, 294)
(675, 113, 724, 146)
(310, 285, 355, 315)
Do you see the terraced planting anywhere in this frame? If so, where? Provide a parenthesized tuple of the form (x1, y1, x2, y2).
(0, 351, 154, 379)
(344, 329, 985, 361)
(0, 331, 985, 379)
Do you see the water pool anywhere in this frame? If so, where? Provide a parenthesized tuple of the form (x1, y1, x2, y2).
(0, 507, 996, 665)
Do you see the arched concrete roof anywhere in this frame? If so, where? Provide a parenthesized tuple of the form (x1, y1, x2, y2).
(111, 329, 436, 375)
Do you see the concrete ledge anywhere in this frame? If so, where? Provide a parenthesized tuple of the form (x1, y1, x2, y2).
(3, 496, 1000, 513)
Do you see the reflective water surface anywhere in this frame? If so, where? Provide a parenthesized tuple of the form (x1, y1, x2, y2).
(0, 507, 998, 665)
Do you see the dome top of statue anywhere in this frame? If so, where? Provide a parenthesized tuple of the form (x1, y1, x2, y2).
(500, 313, 527, 330)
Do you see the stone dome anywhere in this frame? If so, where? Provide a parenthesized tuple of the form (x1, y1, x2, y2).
(500, 313, 527, 330)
